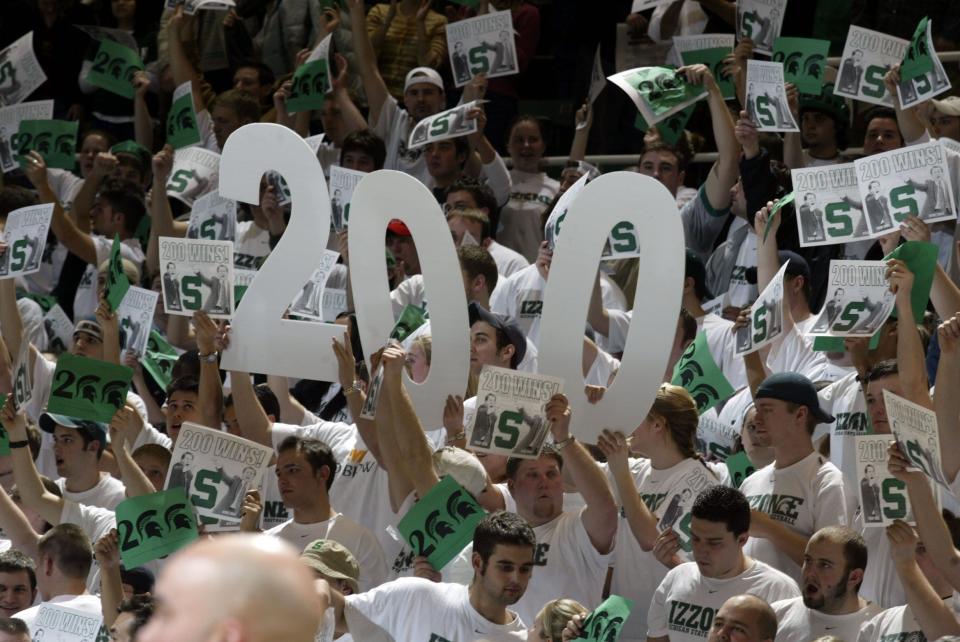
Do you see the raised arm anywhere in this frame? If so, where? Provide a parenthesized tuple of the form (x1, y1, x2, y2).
(366, 350, 413, 512)
(229, 369, 273, 448)
(2, 401, 64, 527)
(348, 0, 391, 127)
(754, 203, 794, 332)
(96, 300, 121, 366)
(414, 0, 445, 68)
(332, 333, 381, 465)
(884, 65, 929, 144)
(597, 429, 658, 550)
(934, 315, 960, 481)
(132, 71, 155, 152)
(0, 280, 36, 375)
(109, 404, 159, 497)
(569, 103, 592, 163)
(94, 530, 124, 630)
(782, 83, 804, 169)
(683, 64, 739, 211)
(71, 153, 117, 231)
(328, 53, 368, 140)
(194, 312, 224, 429)
(166, 7, 207, 110)
(146, 146, 187, 276)
(887, 259, 932, 408)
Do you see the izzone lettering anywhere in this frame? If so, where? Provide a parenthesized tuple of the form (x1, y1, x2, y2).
(217, 124, 684, 443)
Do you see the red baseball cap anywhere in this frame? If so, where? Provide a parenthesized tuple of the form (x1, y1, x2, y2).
(387, 219, 411, 237)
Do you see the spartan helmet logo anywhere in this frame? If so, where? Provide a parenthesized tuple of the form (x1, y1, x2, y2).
(136, 509, 164, 540)
(689, 382, 721, 412)
(175, 106, 194, 132)
(311, 68, 327, 93)
(780, 51, 803, 76)
(101, 380, 129, 408)
(637, 71, 684, 102)
(445, 489, 480, 523)
(295, 74, 311, 98)
(666, 114, 685, 134)
(76, 374, 102, 402)
(34, 132, 52, 154)
(586, 609, 625, 642)
(677, 360, 705, 387)
(54, 134, 74, 155)
(804, 54, 825, 79)
(164, 503, 194, 531)
(108, 56, 127, 79)
(425, 508, 456, 543)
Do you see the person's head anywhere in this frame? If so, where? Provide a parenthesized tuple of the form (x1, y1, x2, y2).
(139, 535, 323, 642)
(109, 142, 151, 186)
(471, 511, 536, 606)
(689, 486, 751, 579)
(631, 384, 700, 459)
(707, 595, 777, 642)
(778, 251, 812, 312)
(932, 165, 944, 180)
(211, 89, 261, 150)
(863, 359, 901, 434)
(178, 452, 194, 470)
(39, 413, 107, 478)
(223, 384, 280, 436)
(507, 116, 547, 174)
(0, 551, 36, 618)
(863, 464, 876, 481)
(752, 373, 834, 447)
(339, 129, 386, 172)
(799, 86, 850, 152)
(276, 436, 336, 510)
(683, 249, 713, 303)
(406, 334, 432, 384)
(233, 62, 275, 104)
(506, 451, 564, 524)
(164, 376, 200, 443)
(133, 444, 172, 492)
(804, 192, 816, 207)
(801, 527, 868, 612)
(446, 179, 499, 224)
(863, 108, 903, 156)
(299, 539, 359, 596)
(852, 49, 863, 62)
(530, 598, 588, 642)
(425, 138, 469, 183)
(448, 208, 490, 247)
(97, 257, 141, 302)
(36, 523, 93, 599)
(92, 182, 146, 238)
(638, 141, 686, 196)
(454, 41, 463, 53)
(403, 67, 445, 121)
(112, 594, 155, 642)
(0, 618, 30, 642)
(930, 96, 960, 140)
(458, 244, 498, 303)
(78, 130, 114, 178)
(469, 302, 525, 374)
(386, 220, 421, 275)
(70, 319, 104, 359)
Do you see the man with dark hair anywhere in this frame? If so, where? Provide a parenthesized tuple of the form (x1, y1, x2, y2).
(0, 551, 36, 617)
(233, 61, 276, 111)
(0, 618, 29, 642)
(111, 594, 155, 642)
(38, 413, 124, 510)
(460, 244, 499, 309)
(265, 436, 388, 591)
(785, 86, 850, 169)
(647, 486, 799, 642)
(772, 526, 880, 642)
(707, 595, 778, 642)
(325, 511, 535, 639)
(340, 130, 387, 173)
(163, 376, 201, 445)
(862, 108, 904, 157)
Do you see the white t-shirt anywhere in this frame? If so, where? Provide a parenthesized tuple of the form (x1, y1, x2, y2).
(259, 464, 289, 531)
(725, 231, 758, 308)
(371, 96, 430, 185)
(498, 169, 559, 263)
(344, 577, 527, 642)
(773, 596, 882, 642)
(14, 593, 103, 634)
(73, 235, 145, 322)
(857, 599, 957, 642)
(648, 559, 800, 642)
(857, 513, 905, 609)
(265, 513, 389, 591)
(765, 315, 831, 381)
(698, 312, 747, 390)
(390, 274, 428, 318)
(816, 372, 870, 489)
(55, 473, 126, 511)
(60, 500, 116, 593)
(486, 240, 529, 277)
(741, 452, 854, 581)
(607, 457, 727, 642)
(233, 219, 271, 271)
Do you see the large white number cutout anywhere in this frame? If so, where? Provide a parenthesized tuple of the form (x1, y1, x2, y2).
(539, 172, 684, 444)
(349, 170, 469, 427)
(219, 123, 343, 381)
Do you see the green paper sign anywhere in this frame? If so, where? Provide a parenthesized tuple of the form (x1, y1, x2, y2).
(390, 305, 428, 343)
(634, 104, 695, 146)
(397, 475, 486, 571)
(14, 119, 78, 170)
(142, 330, 178, 390)
(628, 67, 705, 117)
(884, 241, 938, 322)
(105, 235, 130, 312)
(116, 487, 199, 569)
(577, 595, 634, 642)
(16, 290, 58, 313)
(680, 47, 735, 100)
(86, 38, 144, 99)
(166, 85, 201, 150)
(46, 354, 133, 422)
(0, 413, 8, 456)
(773, 37, 829, 95)
(671, 332, 735, 415)
(726, 451, 757, 487)
(901, 17, 934, 82)
(763, 191, 796, 242)
(286, 59, 329, 114)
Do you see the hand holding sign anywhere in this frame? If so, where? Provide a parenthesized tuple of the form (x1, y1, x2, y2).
(397, 475, 486, 570)
(116, 487, 199, 568)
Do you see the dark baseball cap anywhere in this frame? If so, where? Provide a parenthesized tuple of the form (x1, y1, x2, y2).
(685, 249, 713, 300)
(468, 302, 526, 369)
(745, 251, 811, 285)
(39, 413, 109, 443)
(755, 372, 834, 423)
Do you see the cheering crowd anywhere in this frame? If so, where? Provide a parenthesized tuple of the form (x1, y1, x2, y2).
(2, 0, 960, 641)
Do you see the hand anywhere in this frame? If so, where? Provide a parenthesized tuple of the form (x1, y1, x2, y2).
(336, 230, 349, 266)
(544, 393, 571, 440)
(66, 103, 84, 121)
(443, 395, 465, 435)
(273, 80, 292, 112)
(877, 229, 902, 256)
(753, 200, 779, 239)
(462, 72, 488, 102)
(584, 384, 605, 405)
(167, 5, 187, 37)
(193, 311, 218, 355)
(152, 145, 174, 185)
(886, 519, 919, 564)
(535, 241, 553, 280)
(899, 215, 931, 243)
(785, 82, 799, 118)
(597, 429, 630, 470)
(721, 305, 745, 323)
(415, 0, 431, 22)
(466, 106, 487, 142)
(239, 489, 263, 532)
(380, 344, 406, 379)
(733, 37, 754, 64)
(222, 8, 238, 28)
(216, 323, 232, 352)
(110, 402, 144, 447)
(93, 529, 121, 569)
(412, 555, 442, 582)
(938, 313, 960, 354)
(0, 399, 27, 442)
(321, 4, 341, 34)
(332, 330, 357, 389)
(887, 440, 925, 483)
(261, 186, 284, 233)
(678, 63, 718, 93)
(731, 305, 751, 333)
(574, 102, 592, 130)
(21, 151, 49, 191)
(132, 70, 150, 99)
(734, 110, 760, 157)
(95, 298, 118, 330)
(883, 63, 902, 103)
(625, 12, 648, 37)
(294, 48, 312, 70)
(652, 529, 683, 568)
(885, 259, 914, 304)
(331, 53, 350, 92)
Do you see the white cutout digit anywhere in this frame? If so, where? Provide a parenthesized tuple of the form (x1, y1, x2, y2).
(539, 172, 684, 443)
(218, 123, 343, 381)
(348, 170, 469, 427)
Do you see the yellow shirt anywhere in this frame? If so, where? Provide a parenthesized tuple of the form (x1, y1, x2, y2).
(366, 4, 448, 99)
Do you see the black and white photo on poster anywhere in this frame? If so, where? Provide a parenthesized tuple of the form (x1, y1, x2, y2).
(745, 60, 798, 132)
(807, 260, 895, 338)
(186, 192, 237, 242)
(791, 163, 872, 247)
(445, 10, 518, 87)
(159, 237, 234, 319)
(117, 286, 160, 358)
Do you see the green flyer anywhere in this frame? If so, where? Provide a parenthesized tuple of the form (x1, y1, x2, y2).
(286, 59, 329, 114)
(398, 475, 486, 571)
(142, 330, 179, 390)
(763, 191, 796, 242)
(680, 47, 735, 100)
(105, 235, 130, 312)
(390, 305, 428, 342)
(671, 332, 734, 415)
(86, 38, 144, 99)
(577, 595, 634, 641)
(634, 104, 695, 146)
(901, 17, 934, 82)
(45, 354, 133, 422)
(884, 241, 938, 322)
(772, 37, 829, 95)
(116, 487, 199, 569)
(15, 119, 78, 170)
(629, 67, 705, 117)
(726, 451, 757, 487)
(166, 81, 201, 149)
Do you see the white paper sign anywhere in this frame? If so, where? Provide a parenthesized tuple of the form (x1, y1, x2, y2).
(186, 191, 237, 241)
(0, 203, 52, 279)
(322, 288, 348, 323)
(608, 66, 708, 126)
(408, 100, 481, 150)
(835, 26, 907, 107)
(885, 390, 949, 488)
(446, 10, 518, 87)
(0, 99, 53, 173)
(856, 435, 910, 527)
(657, 464, 722, 559)
(807, 260, 895, 337)
(734, 261, 789, 356)
(159, 237, 234, 319)
(43, 304, 74, 353)
(791, 163, 871, 247)
(736, 0, 787, 56)
(897, 20, 951, 109)
(586, 45, 606, 107)
(359, 363, 385, 420)
(166, 0, 236, 15)
(290, 249, 340, 320)
(745, 60, 798, 132)
(29, 602, 103, 642)
(854, 141, 956, 236)
(329, 166, 367, 232)
(673, 34, 737, 55)
(165, 422, 273, 523)
(166, 146, 221, 206)
(697, 414, 740, 462)
(117, 286, 159, 358)
(468, 366, 564, 459)
(0, 32, 47, 107)
(12, 332, 32, 410)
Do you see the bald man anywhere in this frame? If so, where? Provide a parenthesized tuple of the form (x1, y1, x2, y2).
(138, 534, 326, 642)
(707, 595, 778, 642)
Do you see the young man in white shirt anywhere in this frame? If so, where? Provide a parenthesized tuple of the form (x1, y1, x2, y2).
(38, 414, 125, 511)
(265, 436, 389, 592)
(740, 373, 854, 581)
(326, 511, 534, 641)
(647, 486, 799, 642)
(772, 526, 881, 642)
(0, 552, 36, 618)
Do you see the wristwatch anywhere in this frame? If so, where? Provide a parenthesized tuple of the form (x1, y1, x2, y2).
(199, 351, 219, 364)
(342, 380, 362, 396)
(554, 436, 576, 451)
(9, 440, 29, 449)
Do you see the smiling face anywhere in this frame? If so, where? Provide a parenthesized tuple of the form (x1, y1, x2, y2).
(508, 120, 546, 174)
(0, 570, 34, 618)
(405, 342, 430, 384)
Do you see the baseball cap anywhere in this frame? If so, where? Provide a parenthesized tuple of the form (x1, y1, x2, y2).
(468, 302, 526, 368)
(745, 251, 811, 284)
(755, 372, 835, 423)
(73, 319, 103, 342)
(932, 96, 960, 117)
(110, 140, 151, 171)
(387, 219, 411, 237)
(300, 539, 360, 593)
(39, 413, 109, 443)
(433, 447, 488, 498)
(404, 67, 444, 93)
(799, 84, 850, 127)
(120, 566, 155, 594)
(684, 249, 713, 300)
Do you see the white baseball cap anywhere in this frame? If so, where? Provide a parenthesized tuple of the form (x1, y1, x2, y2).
(404, 67, 444, 93)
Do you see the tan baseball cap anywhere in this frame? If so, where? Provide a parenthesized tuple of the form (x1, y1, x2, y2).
(932, 96, 960, 116)
(300, 539, 360, 593)
(433, 446, 488, 498)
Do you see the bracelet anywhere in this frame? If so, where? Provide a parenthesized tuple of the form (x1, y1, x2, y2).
(446, 431, 466, 445)
(342, 381, 362, 396)
(554, 436, 576, 451)
(9, 440, 29, 449)
(199, 351, 219, 364)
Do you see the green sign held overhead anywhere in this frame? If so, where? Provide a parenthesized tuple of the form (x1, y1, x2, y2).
(390, 305, 429, 343)
(884, 240, 938, 322)
(15, 119, 78, 170)
(398, 475, 486, 571)
(671, 332, 734, 415)
(142, 330, 179, 390)
(116, 487, 199, 569)
(577, 595, 634, 642)
(680, 47, 735, 100)
(46, 354, 133, 423)
(901, 17, 934, 82)
(634, 104, 695, 146)
(763, 191, 796, 243)
(286, 59, 330, 114)
(772, 37, 829, 95)
(629, 67, 705, 118)
(166, 84, 202, 150)
(86, 38, 144, 99)
(105, 235, 130, 312)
